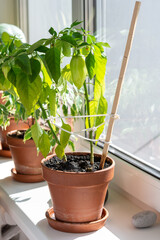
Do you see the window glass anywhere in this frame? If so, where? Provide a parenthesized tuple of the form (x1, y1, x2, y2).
(28, 0, 72, 44)
(93, 0, 160, 171)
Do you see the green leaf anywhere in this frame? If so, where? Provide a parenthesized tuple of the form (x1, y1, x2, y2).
(49, 89, 56, 116)
(48, 27, 57, 37)
(35, 45, 49, 53)
(71, 103, 77, 116)
(9, 40, 15, 52)
(71, 20, 83, 28)
(1, 32, 11, 45)
(101, 42, 110, 48)
(60, 123, 71, 148)
(85, 52, 95, 79)
(62, 104, 68, 116)
(55, 145, 65, 159)
(95, 96, 108, 142)
(38, 131, 51, 157)
(41, 59, 52, 87)
(87, 35, 96, 44)
(85, 99, 97, 129)
(24, 128, 32, 142)
(60, 35, 77, 47)
(95, 42, 110, 52)
(16, 72, 42, 114)
(0, 69, 5, 85)
(55, 122, 71, 159)
(68, 140, 75, 151)
(94, 46, 107, 83)
(61, 64, 72, 84)
(15, 39, 22, 48)
(2, 64, 11, 79)
(45, 47, 61, 84)
(39, 83, 50, 103)
(94, 78, 105, 100)
(31, 121, 43, 147)
(7, 68, 16, 86)
(0, 78, 11, 91)
(15, 53, 32, 75)
(29, 58, 41, 83)
(72, 32, 83, 40)
(55, 39, 63, 51)
(27, 39, 47, 54)
(62, 42, 71, 57)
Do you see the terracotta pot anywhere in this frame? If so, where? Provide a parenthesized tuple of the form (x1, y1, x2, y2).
(0, 117, 33, 150)
(41, 152, 115, 225)
(7, 130, 43, 175)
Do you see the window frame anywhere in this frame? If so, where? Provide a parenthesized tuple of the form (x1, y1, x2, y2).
(18, 0, 160, 211)
(74, 0, 160, 211)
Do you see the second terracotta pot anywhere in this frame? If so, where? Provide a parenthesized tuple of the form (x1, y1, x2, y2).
(7, 130, 43, 175)
(0, 117, 33, 150)
(41, 152, 115, 224)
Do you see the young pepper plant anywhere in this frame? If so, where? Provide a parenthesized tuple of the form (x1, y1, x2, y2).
(0, 26, 82, 159)
(0, 21, 109, 167)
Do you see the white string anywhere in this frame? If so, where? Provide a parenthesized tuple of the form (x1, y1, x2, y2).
(48, 113, 120, 120)
(45, 113, 119, 144)
(52, 122, 112, 144)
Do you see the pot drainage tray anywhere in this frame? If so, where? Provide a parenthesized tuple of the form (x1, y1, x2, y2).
(0, 145, 12, 158)
(46, 207, 109, 233)
(11, 168, 44, 183)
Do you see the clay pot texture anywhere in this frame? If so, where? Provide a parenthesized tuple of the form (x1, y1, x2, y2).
(7, 130, 43, 175)
(41, 152, 115, 224)
(0, 117, 32, 150)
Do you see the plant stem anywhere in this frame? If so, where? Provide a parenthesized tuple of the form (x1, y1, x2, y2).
(83, 82, 94, 165)
(38, 100, 60, 145)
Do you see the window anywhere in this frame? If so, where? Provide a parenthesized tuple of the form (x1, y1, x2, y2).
(27, 0, 72, 44)
(18, 0, 159, 178)
(85, 0, 160, 178)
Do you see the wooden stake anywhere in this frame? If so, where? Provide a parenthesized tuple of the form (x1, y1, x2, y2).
(100, 1, 141, 169)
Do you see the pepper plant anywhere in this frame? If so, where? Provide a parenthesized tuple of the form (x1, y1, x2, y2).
(0, 21, 109, 166)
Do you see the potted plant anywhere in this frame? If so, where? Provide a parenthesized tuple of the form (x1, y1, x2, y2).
(0, 26, 29, 157)
(0, 28, 80, 182)
(0, 21, 115, 231)
(40, 22, 115, 233)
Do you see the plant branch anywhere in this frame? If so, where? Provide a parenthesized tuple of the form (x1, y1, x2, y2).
(38, 100, 60, 145)
(83, 81, 94, 165)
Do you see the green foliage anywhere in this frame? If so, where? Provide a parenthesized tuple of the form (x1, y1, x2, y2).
(49, 89, 56, 116)
(0, 22, 109, 164)
(45, 47, 61, 83)
(29, 58, 41, 83)
(85, 52, 95, 80)
(70, 55, 87, 89)
(38, 131, 51, 157)
(15, 53, 32, 75)
(55, 122, 71, 159)
(31, 121, 43, 147)
(16, 73, 42, 114)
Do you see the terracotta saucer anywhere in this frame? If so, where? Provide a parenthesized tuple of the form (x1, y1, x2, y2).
(46, 207, 109, 233)
(11, 168, 44, 183)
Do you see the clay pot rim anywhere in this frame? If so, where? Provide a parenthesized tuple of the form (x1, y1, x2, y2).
(6, 129, 33, 141)
(41, 152, 115, 175)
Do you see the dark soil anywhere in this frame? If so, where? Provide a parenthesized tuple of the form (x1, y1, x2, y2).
(44, 154, 112, 172)
(8, 130, 31, 139)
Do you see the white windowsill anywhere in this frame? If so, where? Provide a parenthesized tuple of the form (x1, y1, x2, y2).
(0, 157, 160, 240)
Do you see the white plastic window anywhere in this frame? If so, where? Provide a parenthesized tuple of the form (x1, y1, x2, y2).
(88, 0, 160, 173)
